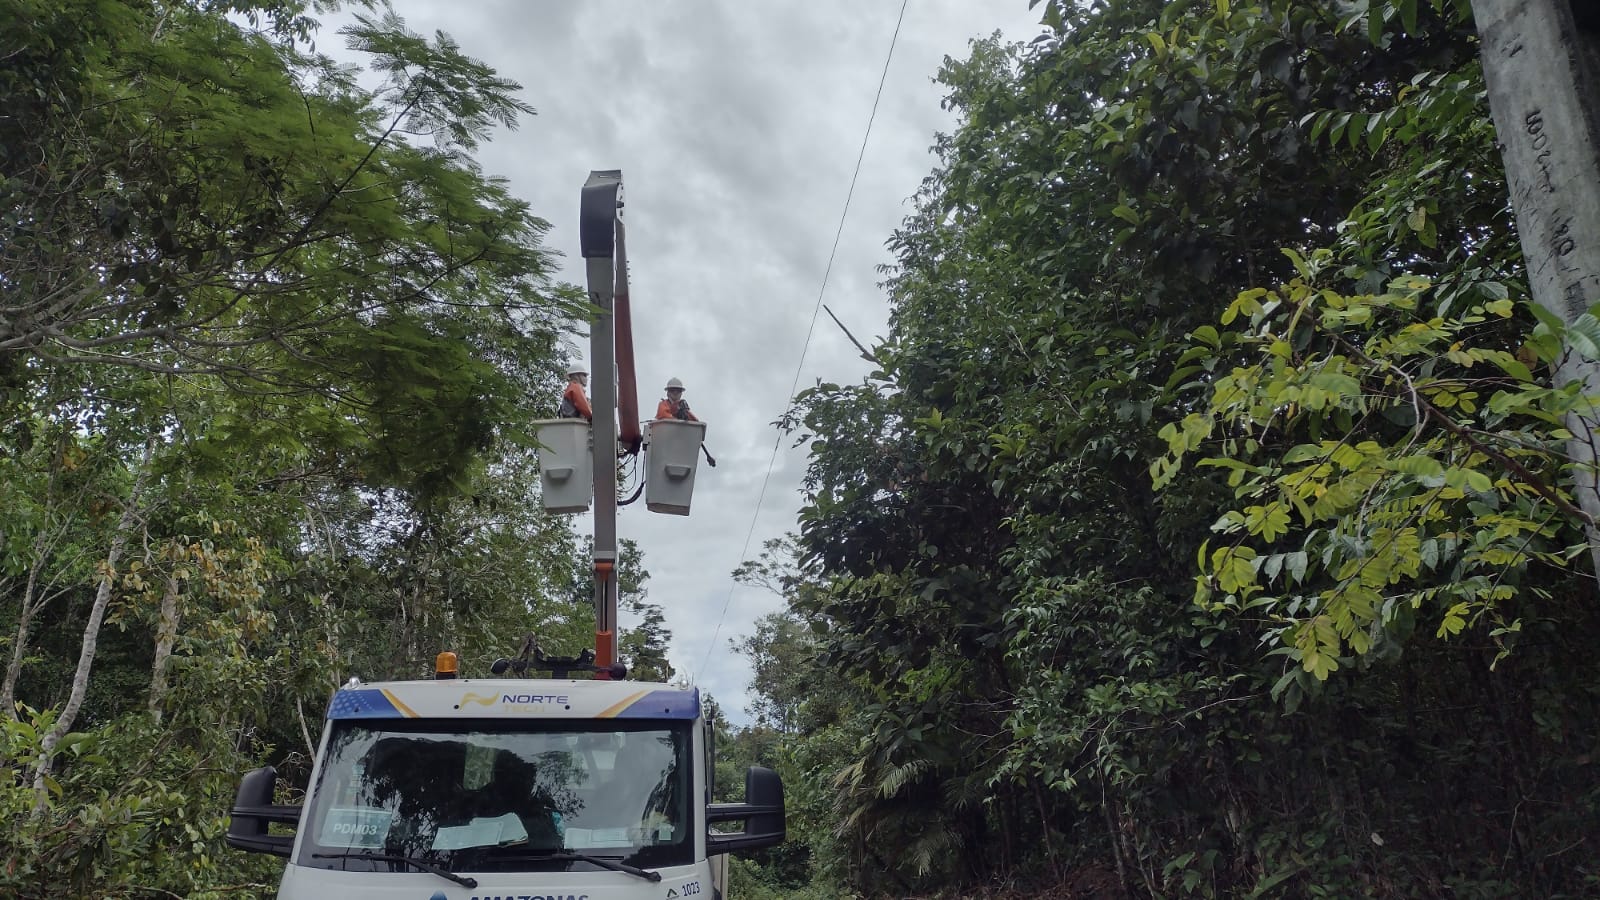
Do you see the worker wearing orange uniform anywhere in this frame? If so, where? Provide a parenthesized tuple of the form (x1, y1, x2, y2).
(654, 377, 698, 421)
(559, 366, 593, 421)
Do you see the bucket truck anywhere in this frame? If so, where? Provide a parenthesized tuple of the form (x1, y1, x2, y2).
(224, 172, 780, 899)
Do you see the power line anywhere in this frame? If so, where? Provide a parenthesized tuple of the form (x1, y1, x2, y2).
(697, 0, 911, 681)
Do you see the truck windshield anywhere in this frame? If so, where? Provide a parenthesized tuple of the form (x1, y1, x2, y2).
(297, 719, 692, 873)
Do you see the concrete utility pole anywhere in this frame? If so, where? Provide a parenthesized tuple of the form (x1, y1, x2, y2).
(1472, 0, 1600, 572)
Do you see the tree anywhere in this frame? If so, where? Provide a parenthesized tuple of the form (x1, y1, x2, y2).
(782, 0, 1600, 894)
(0, 2, 596, 892)
(0, 1, 576, 380)
(609, 539, 674, 682)
(732, 538, 819, 733)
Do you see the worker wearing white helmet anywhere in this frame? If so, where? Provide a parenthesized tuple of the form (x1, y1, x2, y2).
(559, 365, 592, 421)
(654, 377, 698, 422)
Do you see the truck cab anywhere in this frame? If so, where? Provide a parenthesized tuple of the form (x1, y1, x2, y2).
(227, 677, 783, 899)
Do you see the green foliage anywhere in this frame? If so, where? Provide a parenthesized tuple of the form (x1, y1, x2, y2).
(728, 856, 846, 900)
(0, 707, 281, 896)
(1159, 264, 1592, 685)
(767, 0, 1600, 896)
(1, 0, 580, 500)
(733, 540, 823, 733)
(614, 540, 674, 683)
(0, 2, 665, 895)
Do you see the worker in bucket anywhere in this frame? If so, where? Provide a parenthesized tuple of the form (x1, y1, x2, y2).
(558, 365, 592, 422)
(655, 377, 699, 421)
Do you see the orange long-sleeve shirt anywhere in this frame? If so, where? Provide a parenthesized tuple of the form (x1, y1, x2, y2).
(655, 397, 698, 422)
(562, 381, 593, 421)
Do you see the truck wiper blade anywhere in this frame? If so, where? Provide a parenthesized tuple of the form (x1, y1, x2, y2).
(484, 850, 661, 882)
(312, 851, 479, 888)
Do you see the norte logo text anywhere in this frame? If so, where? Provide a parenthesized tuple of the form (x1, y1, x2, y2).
(458, 692, 570, 708)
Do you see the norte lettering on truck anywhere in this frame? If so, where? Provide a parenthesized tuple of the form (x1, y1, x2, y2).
(457, 692, 569, 707)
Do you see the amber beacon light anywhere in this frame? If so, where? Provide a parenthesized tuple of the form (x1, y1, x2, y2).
(434, 651, 459, 680)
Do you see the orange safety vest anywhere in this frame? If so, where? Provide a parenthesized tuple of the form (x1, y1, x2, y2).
(656, 397, 697, 422)
(561, 381, 593, 421)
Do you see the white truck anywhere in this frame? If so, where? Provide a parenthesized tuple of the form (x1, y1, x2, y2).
(226, 663, 783, 898)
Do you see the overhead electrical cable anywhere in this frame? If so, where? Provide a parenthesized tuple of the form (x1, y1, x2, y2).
(697, 0, 912, 680)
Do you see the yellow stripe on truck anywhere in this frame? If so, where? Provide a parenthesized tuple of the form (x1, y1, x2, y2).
(380, 688, 420, 718)
(596, 690, 649, 718)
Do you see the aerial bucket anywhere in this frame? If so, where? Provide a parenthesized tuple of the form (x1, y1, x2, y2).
(646, 419, 707, 515)
(535, 419, 593, 513)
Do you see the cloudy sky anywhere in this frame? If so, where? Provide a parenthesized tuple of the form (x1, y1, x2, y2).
(325, 1, 1045, 722)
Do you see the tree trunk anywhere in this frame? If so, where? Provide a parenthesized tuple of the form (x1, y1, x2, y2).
(1, 464, 68, 716)
(1472, 0, 1600, 572)
(31, 440, 156, 808)
(147, 567, 182, 722)
(0, 559, 45, 717)
(1101, 776, 1132, 895)
(295, 695, 317, 759)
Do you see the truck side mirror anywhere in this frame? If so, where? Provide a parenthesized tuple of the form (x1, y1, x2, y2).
(706, 765, 785, 856)
(225, 766, 301, 858)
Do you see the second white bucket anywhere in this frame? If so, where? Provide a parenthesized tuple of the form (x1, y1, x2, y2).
(645, 419, 707, 515)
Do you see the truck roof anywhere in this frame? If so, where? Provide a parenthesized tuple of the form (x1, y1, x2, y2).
(325, 678, 699, 721)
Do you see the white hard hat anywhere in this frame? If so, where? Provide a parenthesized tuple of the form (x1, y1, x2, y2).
(567, 365, 588, 377)
(665, 377, 685, 390)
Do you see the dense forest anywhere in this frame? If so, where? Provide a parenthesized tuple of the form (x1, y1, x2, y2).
(732, 0, 1600, 897)
(3, 0, 1599, 898)
(0, 0, 674, 893)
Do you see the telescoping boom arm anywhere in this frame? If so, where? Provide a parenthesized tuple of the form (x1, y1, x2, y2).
(578, 170, 640, 676)
(541, 170, 709, 669)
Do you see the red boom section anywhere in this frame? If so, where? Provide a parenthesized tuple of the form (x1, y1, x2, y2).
(614, 221, 642, 456)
